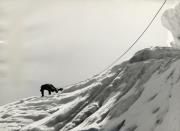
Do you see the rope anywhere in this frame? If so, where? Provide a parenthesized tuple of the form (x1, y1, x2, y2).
(60, 0, 167, 88)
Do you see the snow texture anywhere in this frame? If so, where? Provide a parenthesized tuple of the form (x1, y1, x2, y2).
(1, 47, 180, 131)
(162, 2, 180, 48)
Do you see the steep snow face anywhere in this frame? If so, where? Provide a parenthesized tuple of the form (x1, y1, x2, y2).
(1, 47, 180, 131)
(162, 2, 180, 48)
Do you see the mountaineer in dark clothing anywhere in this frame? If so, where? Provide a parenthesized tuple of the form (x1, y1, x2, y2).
(40, 84, 63, 97)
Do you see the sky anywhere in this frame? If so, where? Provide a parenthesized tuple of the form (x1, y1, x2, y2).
(0, 0, 179, 105)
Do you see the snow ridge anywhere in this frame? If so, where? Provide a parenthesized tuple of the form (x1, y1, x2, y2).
(1, 47, 180, 131)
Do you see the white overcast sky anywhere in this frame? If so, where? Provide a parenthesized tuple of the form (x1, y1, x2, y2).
(0, 0, 179, 105)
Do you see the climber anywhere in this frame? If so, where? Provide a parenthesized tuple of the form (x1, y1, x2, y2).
(40, 84, 63, 97)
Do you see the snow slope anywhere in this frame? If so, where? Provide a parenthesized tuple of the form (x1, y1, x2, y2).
(1, 47, 180, 131)
(162, 2, 180, 48)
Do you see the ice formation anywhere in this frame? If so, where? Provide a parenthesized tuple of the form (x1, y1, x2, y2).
(1, 47, 180, 131)
(162, 2, 180, 48)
